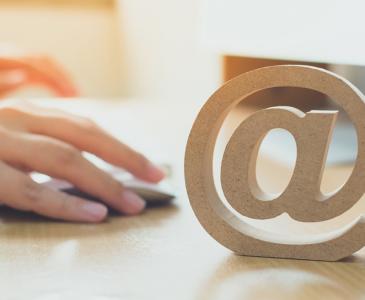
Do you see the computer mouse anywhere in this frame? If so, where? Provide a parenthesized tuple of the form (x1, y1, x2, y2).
(32, 171, 176, 205)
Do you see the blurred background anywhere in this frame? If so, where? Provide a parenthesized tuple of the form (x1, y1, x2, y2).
(2, 0, 365, 101)
(1, 0, 365, 167)
(0, 0, 220, 100)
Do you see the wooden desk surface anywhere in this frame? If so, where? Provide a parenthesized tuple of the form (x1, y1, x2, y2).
(0, 99, 364, 300)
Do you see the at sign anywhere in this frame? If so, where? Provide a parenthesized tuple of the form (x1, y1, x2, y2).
(185, 65, 365, 261)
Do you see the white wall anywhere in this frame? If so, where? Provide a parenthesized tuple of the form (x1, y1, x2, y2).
(116, 0, 221, 102)
(200, 0, 365, 66)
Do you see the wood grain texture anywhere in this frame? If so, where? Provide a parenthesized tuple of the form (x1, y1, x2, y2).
(0, 98, 364, 299)
(185, 65, 365, 261)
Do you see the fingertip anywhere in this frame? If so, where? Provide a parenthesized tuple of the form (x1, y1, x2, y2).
(144, 161, 166, 183)
(120, 189, 146, 215)
(80, 201, 108, 222)
(64, 85, 80, 98)
(56, 85, 79, 98)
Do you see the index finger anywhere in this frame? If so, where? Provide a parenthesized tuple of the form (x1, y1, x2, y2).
(27, 112, 165, 183)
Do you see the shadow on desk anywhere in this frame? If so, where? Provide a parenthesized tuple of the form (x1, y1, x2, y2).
(0, 204, 179, 240)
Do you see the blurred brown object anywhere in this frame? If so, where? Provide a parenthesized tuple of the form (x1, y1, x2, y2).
(222, 56, 329, 111)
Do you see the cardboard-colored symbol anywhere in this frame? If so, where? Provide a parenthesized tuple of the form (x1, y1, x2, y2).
(184, 65, 365, 261)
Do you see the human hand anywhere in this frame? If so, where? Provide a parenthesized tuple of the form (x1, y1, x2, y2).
(0, 100, 165, 222)
(0, 50, 78, 98)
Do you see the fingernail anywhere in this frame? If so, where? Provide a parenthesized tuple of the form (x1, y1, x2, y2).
(81, 202, 108, 221)
(146, 161, 165, 182)
(121, 190, 146, 214)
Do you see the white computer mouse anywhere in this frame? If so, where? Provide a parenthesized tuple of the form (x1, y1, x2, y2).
(32, 170, 176, 204)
